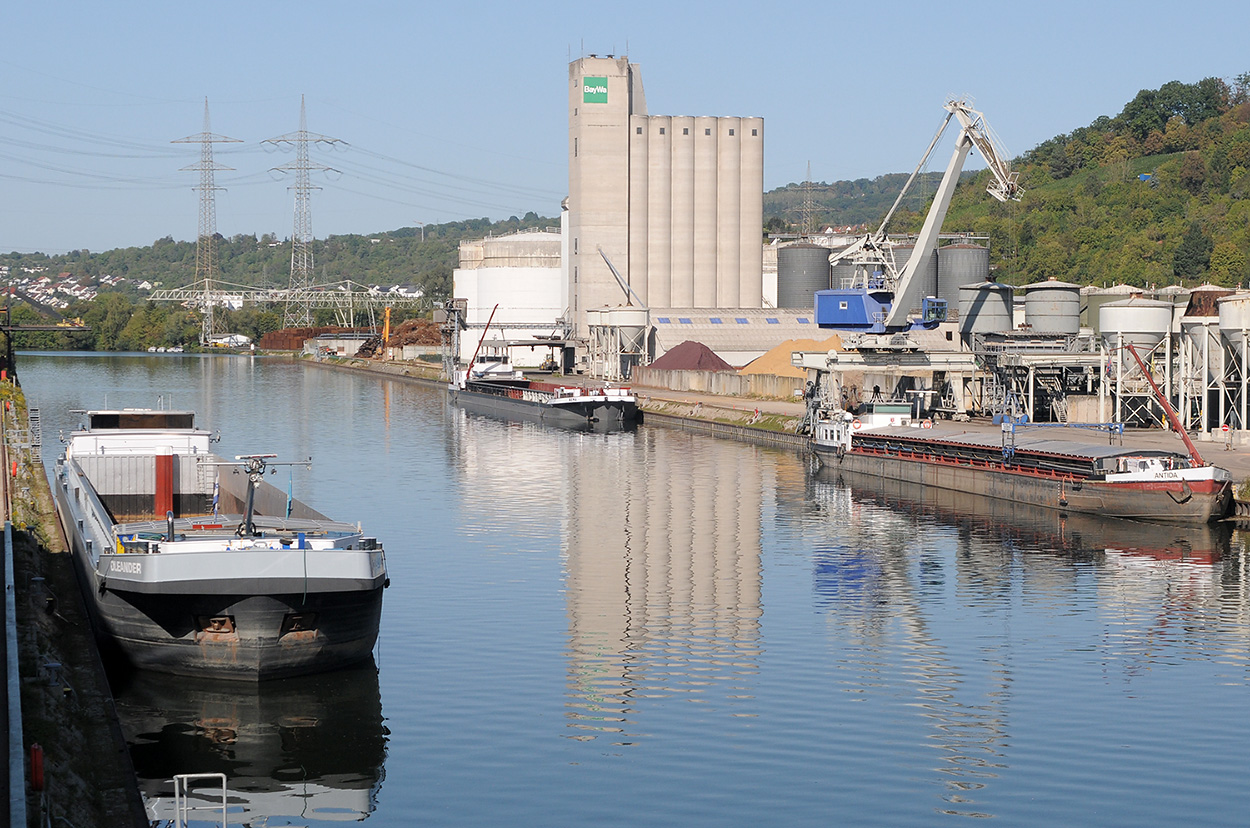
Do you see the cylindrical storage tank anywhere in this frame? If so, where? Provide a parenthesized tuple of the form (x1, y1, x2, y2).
(605, 307, 650, 353)
(1219, 293, 1250, 346)
(777, 243, 832, 309)
(1084, 284, 1149, 333)
(1181, 316, 1224, 384)
(1024, 280, 1081, 334)
(1218, 293, 1250, 379)
(938, 243, 990, 307)
(1157, 284, 1192, 333)
(716, 117, 741, 307)
(958, 282, 1015, 336)
(692, 115, 719, 307)
(670, 116, 695, 306)
(585, 308, 604, 330)
(828, 246, 855, 290)
(1099, 297, 1172, 369)
(646, 116, 673, 308)
(891, 245, 938, 300)
(1179, 286, 1233, 384)
(739, 117, 765, 307)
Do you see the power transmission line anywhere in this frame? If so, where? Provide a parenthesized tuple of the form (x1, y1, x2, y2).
(264, 96, 342, 328)
(172, 98, 241, 344)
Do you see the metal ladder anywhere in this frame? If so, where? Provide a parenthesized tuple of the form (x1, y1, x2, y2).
(173, 773, 228, 827)
(27, 407, 41, 448)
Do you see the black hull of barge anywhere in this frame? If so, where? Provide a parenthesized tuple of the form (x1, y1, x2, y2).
(451, 387, 637, 432)
(92, 587, 384, 681)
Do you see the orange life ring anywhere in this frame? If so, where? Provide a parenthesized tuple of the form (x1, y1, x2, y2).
(921, 419, 933, 429)
(852, 419, 862, 430)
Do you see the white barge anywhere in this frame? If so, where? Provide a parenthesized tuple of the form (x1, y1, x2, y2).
(52, 409, 387, 680)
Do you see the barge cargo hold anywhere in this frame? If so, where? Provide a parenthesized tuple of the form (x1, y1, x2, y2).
(812, 415, 1232, 524)
(52, 409, 387, 681)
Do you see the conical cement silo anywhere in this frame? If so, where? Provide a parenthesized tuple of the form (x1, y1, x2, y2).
(1099, 297, 1171, 372)
(1218, 293, 1250, 423)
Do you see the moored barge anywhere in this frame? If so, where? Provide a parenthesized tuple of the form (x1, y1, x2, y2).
(52, 409, 388, 680)
(450, 356, 638, 431)
(812, 413, 1232, 524)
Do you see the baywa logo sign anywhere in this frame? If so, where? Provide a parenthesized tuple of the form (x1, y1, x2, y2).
(583, 77, 608, 103)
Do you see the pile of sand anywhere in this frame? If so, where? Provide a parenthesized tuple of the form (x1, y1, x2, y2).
(738, 335, 842, 378)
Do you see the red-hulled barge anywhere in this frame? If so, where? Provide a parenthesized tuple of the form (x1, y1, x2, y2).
(812, 415, 1232, 525)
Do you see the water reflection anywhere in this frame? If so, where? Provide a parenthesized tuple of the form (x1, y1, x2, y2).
(112, 664, 386, 825)
(808, 463, 1249, 817)
(563, 430, 764, 742)
(444, 407, 766, 744)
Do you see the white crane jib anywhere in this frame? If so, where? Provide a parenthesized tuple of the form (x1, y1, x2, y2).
(830, 98, 1022, 329)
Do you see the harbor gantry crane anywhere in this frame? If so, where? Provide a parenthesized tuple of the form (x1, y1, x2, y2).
(820, 97, 1022, 331)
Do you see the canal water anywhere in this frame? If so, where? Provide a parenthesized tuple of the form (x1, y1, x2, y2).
(19, 352, 1250, 826)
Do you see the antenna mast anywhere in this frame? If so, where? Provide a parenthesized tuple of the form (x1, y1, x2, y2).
(172, 99, 240, 344)
(265, 96, 343, 328)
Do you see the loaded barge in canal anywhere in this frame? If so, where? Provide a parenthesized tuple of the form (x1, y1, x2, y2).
(52, 409, 387, 680)
(450, 354, 638, 431)
(812, 408, 1232, 524)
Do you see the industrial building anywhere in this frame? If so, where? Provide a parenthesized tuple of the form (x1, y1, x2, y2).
(567, 55, 765, 332)
(452, 224, 568, 369)
(454, 54, 786, 377)
(790, 280, 1250, 445)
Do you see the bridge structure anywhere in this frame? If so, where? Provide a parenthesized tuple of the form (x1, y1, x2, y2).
(149, 280, 433, 330)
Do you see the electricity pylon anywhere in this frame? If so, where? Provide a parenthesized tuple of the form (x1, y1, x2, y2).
(265, 96, 343, 329)
(172, 99, 241, 344)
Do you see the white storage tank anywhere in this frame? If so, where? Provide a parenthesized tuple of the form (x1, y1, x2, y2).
(1157, 284, 1192, 331)
(1083, 283, 1150, 333)
(1024, 279, 1081, 334)
(1099, 297, 1171, 368)
(1181, 315, 1224, 384)
(1218, 292, 1250, 361)
(958, 282, 1014, 336)
(604, 306, 650, 353)
(1179, 286, 1233, 383)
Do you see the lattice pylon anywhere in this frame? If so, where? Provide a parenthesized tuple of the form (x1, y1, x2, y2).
(265, 96, 343, 329)
(172, 99, 241, 344)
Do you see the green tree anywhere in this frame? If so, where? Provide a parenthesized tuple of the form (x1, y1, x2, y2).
(1209, 241, 1247, 286)
(80, 293, 135, 351)
(1173, 221, 1213, 279)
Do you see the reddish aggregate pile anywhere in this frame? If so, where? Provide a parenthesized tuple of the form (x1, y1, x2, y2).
(648, 340, 735, 372)
(388, 318, 442, 346)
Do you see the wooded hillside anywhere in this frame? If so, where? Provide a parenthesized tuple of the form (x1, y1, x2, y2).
(869, 75, 1250, 287)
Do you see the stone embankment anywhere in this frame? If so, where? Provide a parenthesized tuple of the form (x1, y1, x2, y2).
(2, 379, 146, 827)
(305, 353, 1250, 502)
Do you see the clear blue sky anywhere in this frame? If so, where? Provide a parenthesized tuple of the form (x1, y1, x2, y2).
(2, 0, 1247, 255)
